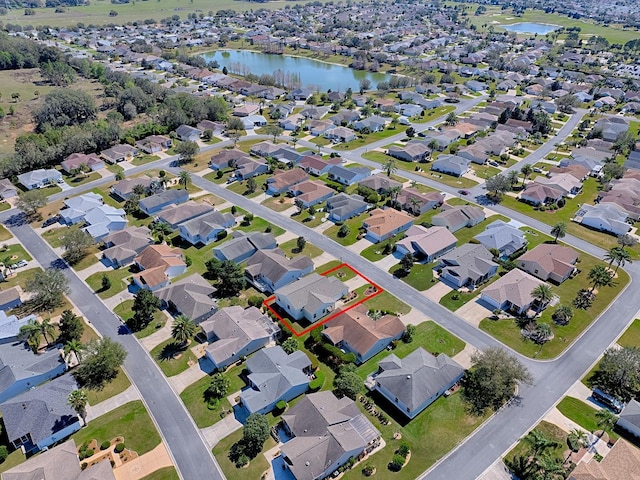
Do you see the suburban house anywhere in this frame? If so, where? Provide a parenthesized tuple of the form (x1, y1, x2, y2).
(0, 179, 17, 200)
(133, 244, 187, 291)
(421, 130, 460, 150)
(370, 348, 464, 419)
(288, 180, 334, 208)
(474, 220, 527, 257)
(234, 157, 269, 180)
(575, 203, 632, 236)
(517, 244, 578, 284)
(201, 306, 280, 370)
(397, 188, 444, 215)
(432, 205, 485, 233)
(60, 192, 105, 225)
(326, 193, 369, 222)
(102, 226, 153, 268)
(0, 311, 37, 345)
(617, 399, 640, 439)
(60, 152, 105, 173)
(387, 143, 431, 163)
(280, 391, 381, 480)
(213, 232, 278, 263)
(535, 174, 582, 196)
(395, 225, 457, 262)
(0, 438, 116, 480)
(135, 135, 172, 154)
(100, 144, 139, 164)
(0, 287, 22, 312)
(438, 244, 498, 289)
(327, 165, 371, 185)
(240, 346, 311, 415)
(266, 168, 309, 195)
(175, 124, 202, 142)
(593, 117, 629, 142)
(431, 155, 471, 177)
(110, 177, 154, 201)
(157, 201, 214, 228)
(362, 208, 414, 243)
(480, 269, 546, 315)
(358, 174, 403, 195)
(519, 183, 565, 206)
(274, 273, 349, 322)
(17, 169, 62, 190)
(0, 374, 81, 454)
(250, 141, 281, 158)
(178, 211, 235, 246)
(139, 189, 189, 215)
(60, 193, 127, 240)
(322, 305, 405, 364)
(209, 149, 247, 170)
(0, 341, 66, 403)
(245, 249, 314, 294)
(298, 155, 341, 176)
(155, 274, 217, 324)
(569, 438, 640, 480)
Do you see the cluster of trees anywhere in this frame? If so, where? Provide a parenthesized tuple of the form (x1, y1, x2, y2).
(0, 31, 61, 70)
(228, 413, 270, 467)
(205, 258, 246, 297)
(498, 106, 552, 136)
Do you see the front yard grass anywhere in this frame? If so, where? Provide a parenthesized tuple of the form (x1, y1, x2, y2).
(213, 429, 276, 480)
(72, 400, 160, 456)
(226, 174, 269, 198)
(85, 267, 134, 299)
(140, 467, 180, 480)
(63, 172, 101, 187)
(262, 195, 295, 212)
(292, 208, 326, 228)
(362, 290, 410, 315)
(0, 243, 32, 263)
(360, 235, 402, 262)
(616, 318, 640, 348)
(317, 261, 357, 281)
(150, 338, 198, 377)
(279, 238, 323, 258)
(233, 216, 285, 237)
(85, 367, 132, 406)
(389, 262, 436, 291)
(332, 127, 405, 151)
(505, 421, 567, 466)
(131, 154, 161, 166)
(323, 213, 367, 246)
(556, 396, 619, 440)
(114, 299, 168, 339)
(0, 226, 12, 241)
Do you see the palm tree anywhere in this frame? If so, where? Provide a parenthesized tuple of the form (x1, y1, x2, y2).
(523, 429, 560, 456)
(409, 197, 421, 216)
(445, 112, 458, 126)
(68, 389, 89, 426)
(614, 248, 632, 273)
(550, 222, 566, 243)
(39, 318, 56, 346)
(388, 186, 401, 207)
(595, 408, 617, 438)
(520, 163, 533, 184)
(64, 339, 85, 363)
(567, 428, 587, 452)
(531, 284, 553, 310)
(507, 169, 519, 188)
(178, 171, 191, 189)
(171, 315, 197, 346)
(552, 305, 573, 325)
(588, 265, 614, 295)
(151, 221, 173, 243)
(604, 246, 632, 273)
(536, 454, 566, 480)
(19, 319, 42, 353)
(383, 158, 397, 178)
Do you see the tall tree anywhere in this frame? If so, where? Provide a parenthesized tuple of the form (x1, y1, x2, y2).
(61, 228, 95, 265)
(595, 408, 618, 437)
(618, 233, 638, 249)
(19, 319, 43, 353)
(38, 318, 56, 347)
(205, 373, 230, 402)
(445, 111, 458, 126)
(73, 337, 127, 390)
(523, 429, 560, 457)
(16, 190, 47, 219)
(178, 170, 192, 189)
(25, 268, 70, 312)
(552, 305, 573, 325)
(171, 315, 197, 346)
(590, 346, 640, 401)
(242, 413, 270, 457)
(265, 124, 283, 143)
(151, 221, 173, 243)
(205, 258, 246, 297)
(588, 265, 613, 295)
(64, 339, 85, 363)
(129, 288, 161, 332)
(58, 310, 84, 344)
(67, 389, 89, 426)
(383, 158, 397, 178)
(531, 284, 553, 310)
(520, 164, 533, 184)
(550, 222, 566, 242)
(175, 140, 199, 164)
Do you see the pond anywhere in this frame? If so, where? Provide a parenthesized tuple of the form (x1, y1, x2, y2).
(200, 49, 391, 92)
(500, 22, 560, 35)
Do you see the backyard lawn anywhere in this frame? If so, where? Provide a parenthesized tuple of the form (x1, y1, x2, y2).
(556, 396, 619, 440)
(72, 401, 160, 456)
(150, 338, 198, 377)
(332, 127, 406, 151)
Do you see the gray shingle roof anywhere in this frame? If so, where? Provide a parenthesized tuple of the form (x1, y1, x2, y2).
(275, 273, 348, 313)
(0, 343, 64, 395)
(138, 188, 188, 212)
(213, 232, 277, 262)
(155, 274, 217, 322)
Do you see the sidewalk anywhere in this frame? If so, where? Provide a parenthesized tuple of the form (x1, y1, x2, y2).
(86, 385, 141, 421)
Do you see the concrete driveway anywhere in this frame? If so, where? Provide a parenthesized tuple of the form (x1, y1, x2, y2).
(423, 281, 452, 302)
(455, 299, 493, 327)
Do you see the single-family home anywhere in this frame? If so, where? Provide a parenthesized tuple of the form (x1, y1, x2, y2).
(397, 188, 444, 215)
(480, 269, 546, 315)
(60, 193, 127, 241)
(240, 346, 311, 415)
(322, 305, 405, 364)
(362, 208, 414, 243)
(353, 116, 387, 133)
(133, 244, 187, 291)
(432, 205, 485, 233)
(0, 287, 22, 312)
(474, 220, 527, 257)
(17, 169, 62, 190)
(438, 244, 498, 289)
(60, 192, 104, 225)
(274, 273, 349, 322)
(308, 119, 333, 136)
(519, 183, 565, 206)
(175, 124, 202, 142)
(593, 117, 629, 142)
(327, 165, 371, 186)
(157, 201, 214, 228)
(395, 225, 457, 262)
(358, 174, 403, 195)
(568, 438, 640, 480)
(326, 193, 369, 222)
(201, 306, 280, 369)
(298, 155, 341, 176)
(0, 374, 81, 454)
(155, 274, 217, 324)
(139, 188, 189, 216)
(576, 203, 631, 236)
(517, 244, 578, 284)
(234, 157, 269, 180)
(135, 135, 172, 154)
(280, 391, 381, 480)
(250, 141, 281, 158)
(371, 348, 464, 419)
(617, 399, 640, 440)
(178, 210, 235, 246)
(399, 103, 423, 117)
(0, 438, 116, 480)
(213, 232, 278, 263)
(240, 115, 267, 130)
(387, 143, 431, 163)
(288, 180, 334, 208)
(110, 177, 154, 201)
(197, 119, 225, 135)
(0, 310, 37, 346)
(535, 174, 582, 196)
(102, 226, 153, 268)
(245, 249, 314, 294)
(324, 126, 358, 143)
(266, 168, 309, 195)
(209, 149, 247, 171)
(60, 152, 105, 173)
(101, 144, 138, 164)
(0, 179, 17, 200)
(431, 155, 471, 177)
(233, 103, 261, 117)
(420, 130, 460, 150)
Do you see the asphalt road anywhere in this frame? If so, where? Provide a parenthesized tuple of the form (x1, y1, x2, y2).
(2, 216, 224, 480)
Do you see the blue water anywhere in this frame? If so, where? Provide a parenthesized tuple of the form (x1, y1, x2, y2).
(501, 22, 560, 34)
(201, 49, 391, 92)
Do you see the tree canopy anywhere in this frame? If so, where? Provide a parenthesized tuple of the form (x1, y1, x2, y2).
(205, 258, 246, 297)
(590, 346, 640, 401)
(73, 337, 127, 390)
(25, 268, 70, 312)
(34, 90, 96, 132)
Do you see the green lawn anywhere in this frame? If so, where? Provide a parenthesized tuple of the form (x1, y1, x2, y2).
(362, 150, 392, 163)
(180, 363, 247, 428)
(114, 299, 168, 339)
(0, 226, 12, 242)
(150, 338, 198, 377)
(233, 216, 285, 237)
(279, 238, 323, 258)
(131, 154, 161, 166)
(0, 449, 26, 475)
(42, 225, 78, 248)
(139, 467, 180, 480)
(617, 318, 640, 348)
(292, 208, 326, 228)
(0, 267, 40, 290)
(213, 429, 276, 480)
(505, 421, 567, 466)
(262, 195, 295, 212)
(389, 262, 436, 291)
(0, 244, 32, 264)
(332, 127, 405, 151)
(85, 267, 134, 299)
(227, 174, 269, 198)
(479, 253, 631, 359)
(360, 235, 403, 262)
(412, 105, 457, 124)
(317, 261, 357, 281)
(362, 290, 411, 315)
(63, 172, 101, 187)
(85, 367, 132, 406)
(324, 214, 367, 246)
(453, 215, 510, 246)
(72, 401, 160, 456)
(203, 170, 232, 184)
(71, 250, 100, 271)
(556, 396, 619, 440)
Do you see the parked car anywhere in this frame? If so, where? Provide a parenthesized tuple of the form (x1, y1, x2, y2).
(488, 161, 499, 167)
(592, 388, 624, 413)
(458, 190, 470, 196)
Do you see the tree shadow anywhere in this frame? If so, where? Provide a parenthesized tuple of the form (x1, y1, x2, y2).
(156, 341, 187, 362)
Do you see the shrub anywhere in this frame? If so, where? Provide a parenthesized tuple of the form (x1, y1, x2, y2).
(216, 230, 228, 241)
(388, 454, 405, 472)
(397, 442, 410, 458)
(84, 449, 94, 458)
(100, 440, 111, 450)
(247, 295, 264, 308)
(235, 454, 249, 468)
(265, 226, 272, 233)
(275, 400, 287, 411)
(0, 446, 8, 463)
(81, 463, 88, 470)
(114, 443, 125, 453)
(363, 462, 375, 476)
(216, 170, 223, 179)
(185, 255, 193, 267)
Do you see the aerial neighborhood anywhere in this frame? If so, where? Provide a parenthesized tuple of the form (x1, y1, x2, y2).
(0, 0, 639, 479)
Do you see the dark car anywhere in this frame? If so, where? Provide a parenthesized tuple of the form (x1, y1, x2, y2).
(458, 190, 470, 196)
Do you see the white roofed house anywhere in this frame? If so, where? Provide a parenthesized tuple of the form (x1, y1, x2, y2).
(274, 273, 349, 323)
(17, 169, 62, 190)
(474, 220, 527, 257)
(575, 203, 632, 236)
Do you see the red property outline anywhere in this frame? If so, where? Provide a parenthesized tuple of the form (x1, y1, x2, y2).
(263, 263, 383, 337)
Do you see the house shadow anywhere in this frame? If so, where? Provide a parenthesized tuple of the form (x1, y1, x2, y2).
(271, 455, 296, 480)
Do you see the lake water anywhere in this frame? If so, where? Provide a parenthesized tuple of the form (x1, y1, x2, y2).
(201, 50, 391, 92)
(501, 22, 560, 34)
